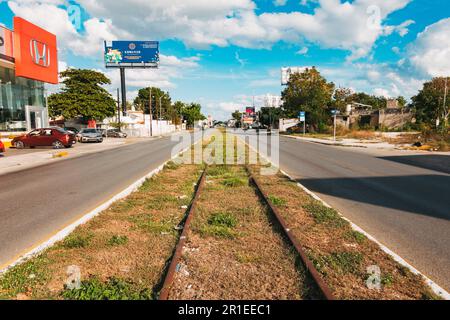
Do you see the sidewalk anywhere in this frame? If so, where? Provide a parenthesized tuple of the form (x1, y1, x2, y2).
(0, 137, 148, 176)
(282, 134, 399, 150)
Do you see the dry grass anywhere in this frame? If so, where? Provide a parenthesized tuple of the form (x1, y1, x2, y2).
(388, 132, 450, 151)
(250, 168, 440, 300)
(168, 166, 320, 300)
(0, 163, 203, 300)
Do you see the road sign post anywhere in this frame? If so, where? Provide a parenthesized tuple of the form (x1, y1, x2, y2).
(299, 111, 306, 135)
(331, 110, 339, 142)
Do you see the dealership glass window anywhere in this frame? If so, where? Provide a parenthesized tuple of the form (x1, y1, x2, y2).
(0, 65, 46, 131)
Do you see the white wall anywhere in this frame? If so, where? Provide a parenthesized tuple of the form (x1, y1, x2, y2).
(279, 118, 299, 132)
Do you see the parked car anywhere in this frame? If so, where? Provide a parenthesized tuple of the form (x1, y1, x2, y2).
(11, 127, 76, 149)
(64, 127, 79, 135)
(0, 140, 5, 154)
(98, 129, 107, 137)
(106, 129, 127, 138)
(77, 128, 103, 143)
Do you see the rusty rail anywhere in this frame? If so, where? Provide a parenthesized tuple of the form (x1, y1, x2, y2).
(247, 167, 336, 300)
(158, 167, 207, 300)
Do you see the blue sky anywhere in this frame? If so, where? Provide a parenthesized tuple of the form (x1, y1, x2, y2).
(1, 0, 449, 120)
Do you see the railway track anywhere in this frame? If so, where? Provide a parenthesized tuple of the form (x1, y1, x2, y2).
(158, 165, 334, 300)
(159, 167, 208, 300)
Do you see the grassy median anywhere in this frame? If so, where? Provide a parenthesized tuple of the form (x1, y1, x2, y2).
(0, 130, 441, 300)
(0, 162, 203, 300)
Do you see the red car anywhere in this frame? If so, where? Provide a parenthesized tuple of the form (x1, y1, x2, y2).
(12, 127, 77, 149)
(0, 140, 5, 154)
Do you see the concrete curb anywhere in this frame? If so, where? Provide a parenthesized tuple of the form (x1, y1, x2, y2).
(236, 133, 449, 300)
(0, 141, 193, 276)
(282, 134, 369, 148)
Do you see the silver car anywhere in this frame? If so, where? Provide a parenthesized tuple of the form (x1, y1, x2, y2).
(77, 128, 103, 143)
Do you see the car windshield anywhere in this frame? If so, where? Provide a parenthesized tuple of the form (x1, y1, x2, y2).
(81, 129, 98, 133)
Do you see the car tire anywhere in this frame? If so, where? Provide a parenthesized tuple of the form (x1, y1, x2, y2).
(14, 141, 25, 149)
(53, 141, 64, 149)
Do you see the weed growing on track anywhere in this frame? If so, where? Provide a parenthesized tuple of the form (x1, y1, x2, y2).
(62, 234, 93, 249)
(130, 215, 177, 235)
(345, 230, 367, 244)
(0, 255, 50, 299)
(303, 201, 348, 227)
(108, 235, 128, 247)
(324, 252, 363, 274)
(208, 165, 232, 177)
(268, 195, 287, 206)
(61, 277, 153, 300)
(221, 177, 246, 187)
(200, 212, 238, 239)
(208, 212, 238, 228)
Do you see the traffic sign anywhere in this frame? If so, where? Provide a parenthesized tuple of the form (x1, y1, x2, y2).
(299, 111, 305, 122)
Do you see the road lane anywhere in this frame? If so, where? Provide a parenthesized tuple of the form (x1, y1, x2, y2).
(0, 134, 193, 267)
(275, 135, 450, 290)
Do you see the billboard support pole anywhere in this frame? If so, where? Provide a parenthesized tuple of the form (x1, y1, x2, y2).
(117, 88, 121, 132)
(120, 67, 127, 117)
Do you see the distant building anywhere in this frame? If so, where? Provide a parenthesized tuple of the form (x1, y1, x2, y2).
(281, 66, 314, 85)
(264, 94, 282, 108)
(335, 100, 414, 130)
(207, 115, 213, 128)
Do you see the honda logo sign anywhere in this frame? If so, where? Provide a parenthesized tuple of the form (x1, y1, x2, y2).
(13, 17, 58, 84)
(30, 40, 50, 67)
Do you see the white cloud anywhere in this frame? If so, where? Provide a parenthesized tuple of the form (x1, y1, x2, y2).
(409, 18, 450, 77)
(104, 54, 200, 94)
(7, 1, 130, 57)
(9, 0, 411, 60)
(296, 47, 309, 55)
(273, 0, 287, 6)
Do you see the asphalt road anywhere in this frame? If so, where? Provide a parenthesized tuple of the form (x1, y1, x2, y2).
(273, 135, 450, 291)
(0, 133, 193, 269)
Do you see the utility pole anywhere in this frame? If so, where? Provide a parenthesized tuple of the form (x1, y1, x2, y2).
(117, 88, 121, 132)
(149, 87, 153, 136)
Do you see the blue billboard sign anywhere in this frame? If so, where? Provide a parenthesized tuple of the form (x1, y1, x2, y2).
(105, 41, 159, 68)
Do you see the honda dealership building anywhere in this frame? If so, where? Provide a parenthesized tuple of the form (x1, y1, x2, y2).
(0, 17, 58, 132)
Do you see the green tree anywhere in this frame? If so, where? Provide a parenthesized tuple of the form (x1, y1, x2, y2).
(133, 87, 171, 120)
(332, 87, 353, 113)
(231, 110, 242, 122)
(281, 67, 335, 131)
(349, 92, 387, 110)
(411, 77, 449, 128)
(397, 96, 407, 107)
(181, 103, 206, 126)
(259, 107, 283, 128)
(48, 69, 116, 121)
